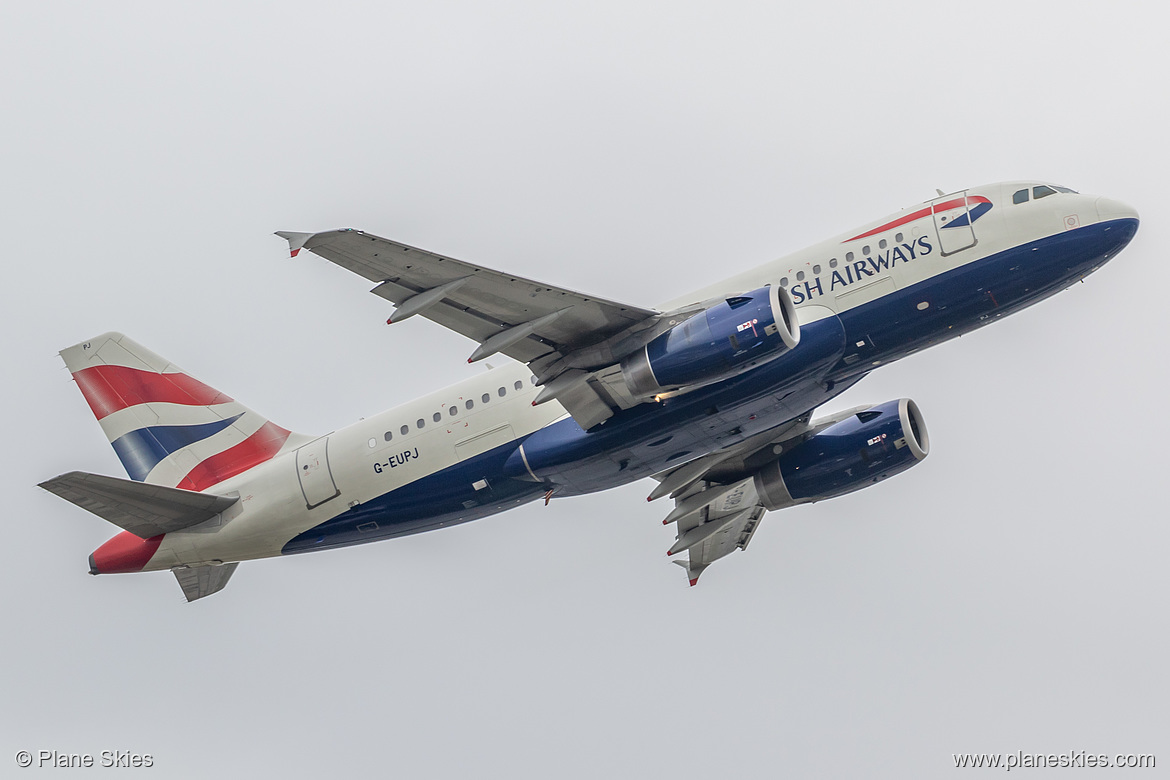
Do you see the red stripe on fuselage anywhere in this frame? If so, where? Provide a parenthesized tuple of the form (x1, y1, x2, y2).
(72, 364, 232, 421)
(843, 196, 992, 243)
(176, 421, 292, 491)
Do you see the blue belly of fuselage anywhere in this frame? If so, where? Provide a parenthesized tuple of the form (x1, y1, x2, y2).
(281, 218, 1137, 555)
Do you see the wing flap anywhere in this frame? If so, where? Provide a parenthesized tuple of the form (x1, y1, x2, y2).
(40, 471, 238, 538)
(667, 478, 766, 586)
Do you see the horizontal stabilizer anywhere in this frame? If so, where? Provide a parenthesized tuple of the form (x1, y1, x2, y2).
(39, 471, 238, 539)
(173, 563, 239, 602)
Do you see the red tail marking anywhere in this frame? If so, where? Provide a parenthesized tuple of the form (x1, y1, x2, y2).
(176, 422, 292, 491)
(90, 531, 164, 574)
(72, 365, 231, 421)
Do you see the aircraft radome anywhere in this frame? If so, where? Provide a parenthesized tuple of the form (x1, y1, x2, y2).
(39, 182, 1138, 600)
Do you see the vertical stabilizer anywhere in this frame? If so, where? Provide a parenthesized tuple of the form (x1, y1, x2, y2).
(60, 333, 309, 490)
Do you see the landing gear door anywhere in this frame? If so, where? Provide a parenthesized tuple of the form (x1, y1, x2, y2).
(932, 191, 977, 256)
(296, 437, 340, 509)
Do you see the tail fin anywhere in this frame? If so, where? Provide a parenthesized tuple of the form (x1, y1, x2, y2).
(60, 333, 308, 490)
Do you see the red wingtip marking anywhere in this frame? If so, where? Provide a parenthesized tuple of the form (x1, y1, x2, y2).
(386, 317, 393, 325)
(290, 248, 301, 257)
(467, 358, 473, 363)
(646, 496, 652, 502)
(666, 550, 673, 556)
(689, 578, 698, 587)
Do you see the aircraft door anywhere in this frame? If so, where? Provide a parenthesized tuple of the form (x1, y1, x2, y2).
(296, 437, 340, 509)
(932, 191, 978, 256)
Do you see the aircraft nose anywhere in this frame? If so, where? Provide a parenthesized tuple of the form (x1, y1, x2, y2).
(1095, 196, 1139, 223)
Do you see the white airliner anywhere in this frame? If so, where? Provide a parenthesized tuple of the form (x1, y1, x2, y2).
(40, 182, 1138, 600)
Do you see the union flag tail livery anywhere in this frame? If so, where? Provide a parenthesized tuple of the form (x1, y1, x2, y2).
(60, 333, 308, 490)
(40, 182, 1140, 600)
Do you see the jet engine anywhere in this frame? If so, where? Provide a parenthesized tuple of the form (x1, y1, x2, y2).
(753, 398, 929, 510)
(620, 284, 799, 397)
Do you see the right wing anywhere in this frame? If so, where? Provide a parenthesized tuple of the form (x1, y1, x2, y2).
(654, 400, 875, 585)
(668, 477, 767, 586)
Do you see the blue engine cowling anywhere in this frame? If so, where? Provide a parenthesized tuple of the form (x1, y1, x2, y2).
(620, 284, 799, 397)
(753, 398, 929, 510)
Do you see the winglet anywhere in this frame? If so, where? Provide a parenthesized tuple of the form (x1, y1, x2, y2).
(671, 558, 707, 586)
(275, 231, 315, 258)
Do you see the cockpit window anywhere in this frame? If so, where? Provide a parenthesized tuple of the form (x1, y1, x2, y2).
(1053, 186, 1077, 194)
(1013, 189, 1029, 204)
(1033, 185, 1057, 199)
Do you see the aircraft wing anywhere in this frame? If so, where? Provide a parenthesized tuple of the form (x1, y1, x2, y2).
(278, 229, 668, 429)
(279, 228, 659, 363)
(668, 478, 767, 586)
(654, 398, 874, 585)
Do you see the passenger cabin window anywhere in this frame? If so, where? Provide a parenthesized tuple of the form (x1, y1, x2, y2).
(1013, 189, 1029, 204)
(1033, 185, 1056, 199)
(432, 412, 442, 423)
(384, 431, 393, 442)
(514, 380, 523, 390)
(796, 271, 805, 282)
(846, 252, 854, 261)
(416, 418, 425, 429)
(813, 264, 821, 274)
(498, 387, 507, 397)
(448, 406, 458, 416)
(400, 424, 409, 436)
(895, 232, 904, 243)
(829, 258, 838, 268)
(482, 393, 490, 404)
(465, 399, 474, 410)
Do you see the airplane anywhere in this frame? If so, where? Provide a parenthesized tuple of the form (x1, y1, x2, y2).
(39, 181, 1139, 601)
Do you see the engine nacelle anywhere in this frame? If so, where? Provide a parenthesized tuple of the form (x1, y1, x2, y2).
(620, 284, 799, 397)
(753, 398, 929, 511)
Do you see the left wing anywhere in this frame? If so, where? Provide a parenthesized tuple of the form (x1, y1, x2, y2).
(278, 229, 669, 427)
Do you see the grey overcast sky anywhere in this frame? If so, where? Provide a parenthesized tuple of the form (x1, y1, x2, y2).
(3, 1, 1167, 777)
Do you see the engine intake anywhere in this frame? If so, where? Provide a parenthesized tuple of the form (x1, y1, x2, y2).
(754, 398, 929, 511)
(621, 284, 799, 397)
